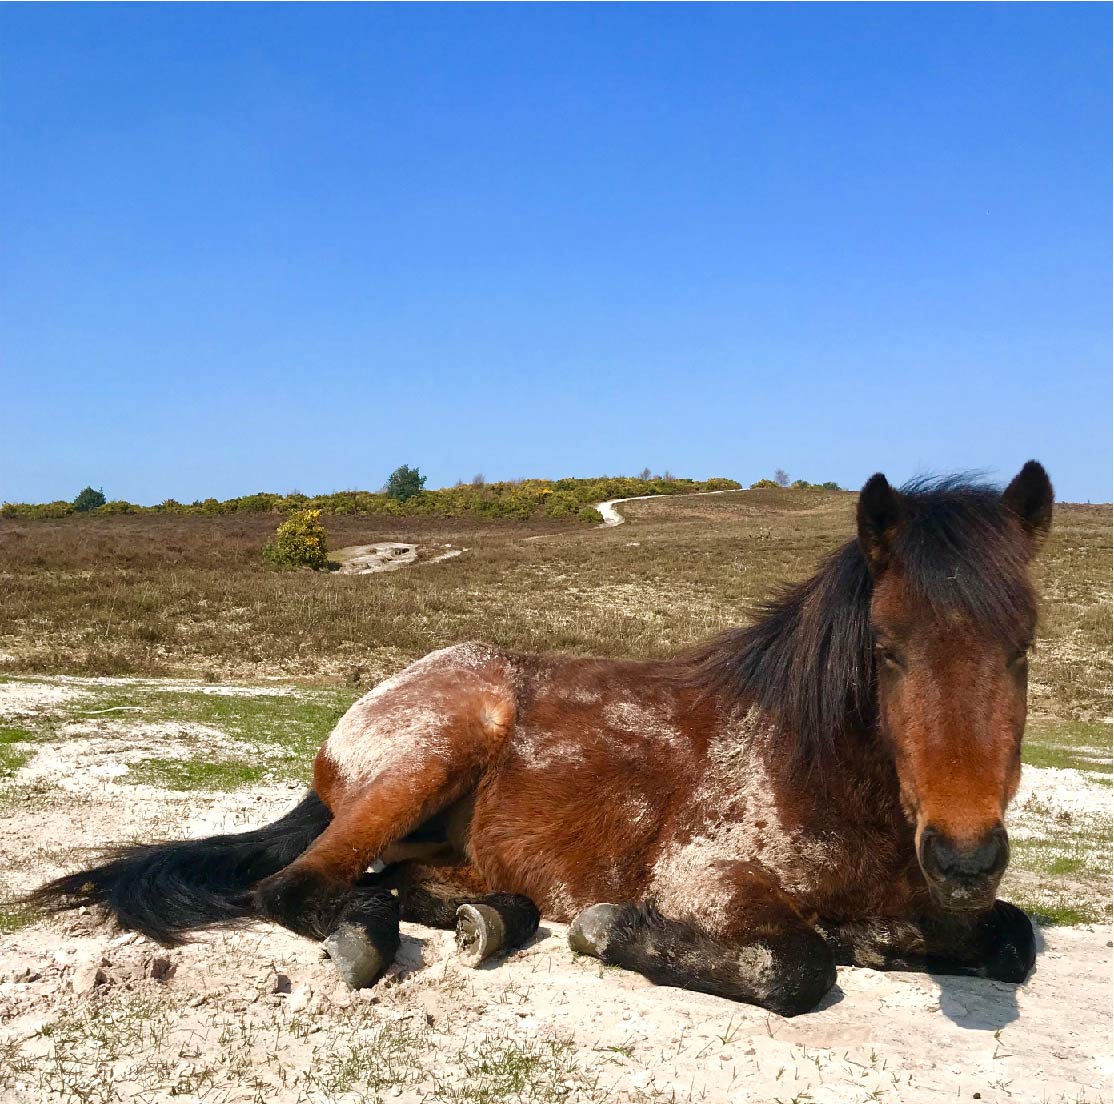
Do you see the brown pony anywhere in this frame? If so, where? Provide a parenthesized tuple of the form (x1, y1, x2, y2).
(31, 462, 1053, 1016)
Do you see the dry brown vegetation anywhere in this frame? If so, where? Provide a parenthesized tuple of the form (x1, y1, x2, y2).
(0, 488, 1108, 723)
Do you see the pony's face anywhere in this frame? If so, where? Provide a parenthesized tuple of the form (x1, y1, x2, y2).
(857, 462, 1053, 913)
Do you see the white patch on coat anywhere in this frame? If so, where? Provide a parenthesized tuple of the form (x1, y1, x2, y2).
(649, 705, 839, 936)
(601, 700, 684, 747)
(322, 643, 510, 785)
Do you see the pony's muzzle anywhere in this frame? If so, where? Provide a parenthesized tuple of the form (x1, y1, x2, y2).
(919, 824, 1009, 911)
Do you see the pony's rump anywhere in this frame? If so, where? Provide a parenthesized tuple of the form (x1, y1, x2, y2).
(26, 790, 332, 946)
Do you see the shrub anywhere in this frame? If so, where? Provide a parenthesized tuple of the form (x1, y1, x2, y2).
(819, 481, 842, 491)
(263, 509, 330, 570)
(750, 479, 779, 490)
(73, 486, 106, 512)
(577, 505, 604, 524)
(544, 491, 581, 519)
(385, 465, 426, 502)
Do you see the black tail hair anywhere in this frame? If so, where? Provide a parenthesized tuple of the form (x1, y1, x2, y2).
(25, 790, 332, 946)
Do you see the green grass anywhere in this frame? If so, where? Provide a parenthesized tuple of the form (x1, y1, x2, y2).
(126, 757, 266, 791)
(0, 908, 37, 935)
(0, 726, 34, 744)
(48, 681, 360, 784)
(436, 1037, 584, 1104)
(1024, 719, 1112, 774)
(0, 743, 31, 780)
(1027, 900, 1106, 928)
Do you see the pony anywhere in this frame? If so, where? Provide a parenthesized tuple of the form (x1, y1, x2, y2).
(30, 462, 1053, 1016)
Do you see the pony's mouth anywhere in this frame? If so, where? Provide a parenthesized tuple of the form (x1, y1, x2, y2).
(923, 873, 1001, 913)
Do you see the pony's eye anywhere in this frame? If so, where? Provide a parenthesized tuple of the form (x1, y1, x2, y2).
(874, 643, 905, 670)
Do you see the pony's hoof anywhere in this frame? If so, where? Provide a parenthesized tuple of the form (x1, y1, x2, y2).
(324, 921, 387, 989)
(568, 903, 623, 958)
(456, 903, 505, 967)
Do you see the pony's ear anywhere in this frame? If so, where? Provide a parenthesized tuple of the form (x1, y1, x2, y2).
(857, 473, 902, 572)
(1002, 460, 1053, 550)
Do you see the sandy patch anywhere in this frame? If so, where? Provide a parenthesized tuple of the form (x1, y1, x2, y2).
(332, 543, 467, 575)
(0, 908, 1108, 1104)
(0, 682, 92, 719)
(333, 543, 419, 574)
(1008, 763, 1113, 843)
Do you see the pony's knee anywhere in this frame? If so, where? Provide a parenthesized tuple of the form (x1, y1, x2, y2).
(977, 900, 1035, 983)
(760, 928, 837, 1017)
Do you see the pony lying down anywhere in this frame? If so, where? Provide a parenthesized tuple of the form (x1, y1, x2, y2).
(31, 462, 1052, 1016)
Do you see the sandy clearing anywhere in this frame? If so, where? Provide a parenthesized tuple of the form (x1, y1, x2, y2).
(0, 682, 93, 719)
(333, 542, 420, 574)
(1012, 763, 1112, 822)
(332, 543, 467, 575)
(0, 681, 1110, 1104)
(0, 905, 1108, 1104)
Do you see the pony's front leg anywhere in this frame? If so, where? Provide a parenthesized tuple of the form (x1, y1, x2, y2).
(568, 895, 836, 1017)
(819, 899, 1035, 983)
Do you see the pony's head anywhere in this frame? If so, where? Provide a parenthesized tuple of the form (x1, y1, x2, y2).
(857, 462, 1053, 911)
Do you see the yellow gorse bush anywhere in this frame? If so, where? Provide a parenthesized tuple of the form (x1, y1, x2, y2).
(263, 509, 330, 570)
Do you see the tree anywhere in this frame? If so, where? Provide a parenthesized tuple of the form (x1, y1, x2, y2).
(73, 486, 106, 512)
(638, 467, 652, 481)
(471, 473, 485, 487)
(385, 465, 427, 502)
(774, 469, 790, 488)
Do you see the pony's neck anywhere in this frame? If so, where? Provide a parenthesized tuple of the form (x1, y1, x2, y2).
(690, 539, 882, 779)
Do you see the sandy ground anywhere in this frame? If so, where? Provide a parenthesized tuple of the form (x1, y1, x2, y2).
(332, 543, 466, 574)
(0, 678, 1110, 1104)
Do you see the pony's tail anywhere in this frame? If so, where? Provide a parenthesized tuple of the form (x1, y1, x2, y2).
(25, 790, 332, 946)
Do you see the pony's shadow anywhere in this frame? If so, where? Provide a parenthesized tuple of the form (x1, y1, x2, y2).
(931, 925, 1045, 1031)
(933, 971, 1019, 1030)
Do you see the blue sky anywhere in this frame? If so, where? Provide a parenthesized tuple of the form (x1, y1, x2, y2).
(2, 5, 1110, 504)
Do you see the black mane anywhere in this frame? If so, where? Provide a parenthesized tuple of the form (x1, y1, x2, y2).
(685, 476, 1038, 774)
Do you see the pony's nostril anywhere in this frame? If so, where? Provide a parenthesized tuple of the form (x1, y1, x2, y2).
(921, 825, 1009, 881)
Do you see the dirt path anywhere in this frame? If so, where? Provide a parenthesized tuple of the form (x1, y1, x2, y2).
(0, 676, 1110, 1104)
(595, 489, 731, 527)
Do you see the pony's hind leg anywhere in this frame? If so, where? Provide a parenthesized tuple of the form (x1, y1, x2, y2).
(395, 860, 541, 967)
(252, 643, 518, 988)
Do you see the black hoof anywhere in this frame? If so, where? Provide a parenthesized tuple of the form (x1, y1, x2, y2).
(325, 921, 390, 988)
(324, 891, 400, 989)
(568, 903, 625, 958)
